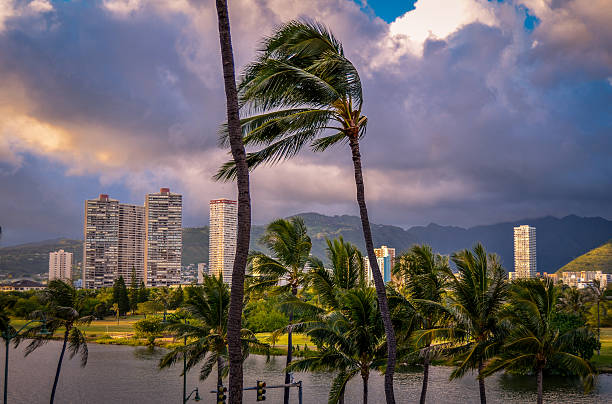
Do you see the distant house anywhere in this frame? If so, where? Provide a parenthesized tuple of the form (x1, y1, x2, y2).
(0, 280, 46, 292)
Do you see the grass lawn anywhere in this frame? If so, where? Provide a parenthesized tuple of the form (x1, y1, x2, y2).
(255, 332, 312, 348)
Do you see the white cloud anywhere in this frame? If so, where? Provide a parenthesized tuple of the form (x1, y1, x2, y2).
(389, 0, 498, 56)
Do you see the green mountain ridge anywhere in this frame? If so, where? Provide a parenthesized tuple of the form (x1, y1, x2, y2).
(2, 212, 612, 278)
(556, 240, 612, 274)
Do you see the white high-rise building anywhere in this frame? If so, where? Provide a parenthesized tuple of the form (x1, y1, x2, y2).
(144, 188, 183, 287)
(514, 225, 536, 278)
(209, 199, 237, 285)
(364, 245, 396, 284)
(83, 194, 120, 289)
(49, 249, 73, 282)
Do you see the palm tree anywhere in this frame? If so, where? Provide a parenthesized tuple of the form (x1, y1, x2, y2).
(213, 1, 252, 402)
(308, 237, 365, 310)
(20, 280, 93, 404)
(393, 244, 449, 404)
(111, 303, 120, 325)
(437, 243, 508, 404)
(159, 275, 265, 388)
(288, 288, 386, 404)
(248, 217, 311, 404)
(557, 286, 590, 318)
(482, 279, 594, 404)
(215, 21, 397, 402)
(586, 279, 609, 355)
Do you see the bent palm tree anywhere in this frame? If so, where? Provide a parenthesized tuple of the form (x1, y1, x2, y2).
(160, 275, 265, 387)
(248, 217, 311, 403)
(483, 279, 594, 404)
(20, 280, 93, 404)
(214, 1, 252, 402)
(289, 288, 386, 404)
(393, 244, 449, 404)
(216, 20, 397, 403)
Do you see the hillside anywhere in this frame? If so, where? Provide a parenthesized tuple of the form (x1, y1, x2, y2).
(2, 213, 612, 277)
(556, 240, 612, 274)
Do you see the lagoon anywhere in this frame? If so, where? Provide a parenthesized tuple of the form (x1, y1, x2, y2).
(2, 342, 611, 403)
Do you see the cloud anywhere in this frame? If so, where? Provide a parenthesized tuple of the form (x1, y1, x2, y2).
(0, 0, 611, 245)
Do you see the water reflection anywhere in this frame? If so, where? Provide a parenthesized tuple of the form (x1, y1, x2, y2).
(2, 342, 610, 403)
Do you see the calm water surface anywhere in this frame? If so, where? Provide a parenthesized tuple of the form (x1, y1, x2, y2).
(2, 342, 611, 403)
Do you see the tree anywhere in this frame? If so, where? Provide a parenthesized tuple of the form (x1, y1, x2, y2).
(112, 276, 130, 315)
(170, 285, 184, 309)
(20, 280, 93, 404)
(393, 244, 449, 404)
(134, 317, 164, 347)
(483, 279, 594, 404)
(213, 1, 253, 401)
(308, 237, 366, 309)
(215, 21, 397, 402)
(153, 287, 172, 322)
(159, 276, 265, 388)
(585, 279, 608, 355)
(248, 217, 311, 404)
(289, 288, 386, 404)
(438, 243, 508, 404)
(129, 269, 139, 314)
(138, 281, 149, 303)
(557, 286, 589, 318)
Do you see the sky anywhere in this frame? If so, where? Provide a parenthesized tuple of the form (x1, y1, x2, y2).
(0, 0, 611, 246)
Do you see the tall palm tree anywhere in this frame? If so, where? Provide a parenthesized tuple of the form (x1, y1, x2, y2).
(215, 21, 397, 402)
(586, 279, 609, 355)
(248, 216, 311, 404)
(159, 275, 265, 388)
(557, 286, 590, 318)
(213, 1, 252, 402)
(308, 237, 366, 309)
(436, 243, 508, 404)
(393, 244, 449, 404)
(20, 280, 93, 404)
(483, 279, 594, 404)
(289, 288, 387, 404)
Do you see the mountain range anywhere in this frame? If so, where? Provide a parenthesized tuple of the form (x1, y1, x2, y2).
(2, 213, 612, 278)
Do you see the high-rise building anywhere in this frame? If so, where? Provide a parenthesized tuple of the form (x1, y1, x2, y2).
(514, 225, 536, 278)
(83, 194, 120, 289)
(365, 245, 396, 284)
(49, 249, 73, 282)
(118, 203, 145, 286)
(209, 199, 237, 285)
(144, 188, 182, 287)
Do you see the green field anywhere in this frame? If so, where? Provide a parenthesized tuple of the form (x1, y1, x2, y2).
(592, 328, 612, 371)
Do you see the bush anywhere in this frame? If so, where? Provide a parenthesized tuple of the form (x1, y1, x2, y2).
(244, 298, 288, 333)
(134, 317, 165, 347)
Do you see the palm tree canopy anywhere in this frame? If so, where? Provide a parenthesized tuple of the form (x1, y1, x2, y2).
(308, 236, 365, 309)
(249, 217, 312, 293)
(159, 275, 266, 380)
(483, 279, 594, 392)
(216, 20, 366, 181)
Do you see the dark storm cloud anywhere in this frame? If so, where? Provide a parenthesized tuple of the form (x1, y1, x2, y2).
(0, 0, 611, 245)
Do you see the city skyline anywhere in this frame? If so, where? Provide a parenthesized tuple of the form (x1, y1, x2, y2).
(1, 0, 611, 246)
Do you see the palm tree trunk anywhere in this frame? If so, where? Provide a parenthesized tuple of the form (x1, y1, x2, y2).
(50, 328, 70, 404)
(362, 372, 369, 404)
(597, 300, 600, 356)
(284, 288, 297, 404)
(536, 366, 543, 404)
(420, 356, 430, 404)
(218, 356, 223, 388)
(348, 135, 396, 404)
(214, 1, 252, 403)
(477, 360, 486, 404)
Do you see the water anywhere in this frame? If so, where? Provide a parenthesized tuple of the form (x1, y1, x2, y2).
(2, 341, 611, 403)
